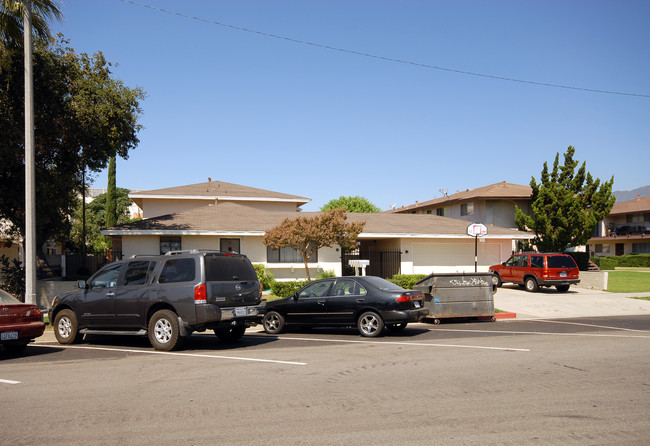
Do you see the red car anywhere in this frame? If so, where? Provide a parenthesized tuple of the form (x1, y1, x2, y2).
(489, 252, 580, 292)
(1, 289, 45, 353)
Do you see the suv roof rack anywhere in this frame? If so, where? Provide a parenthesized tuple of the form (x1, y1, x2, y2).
(165, 249, 239, 256)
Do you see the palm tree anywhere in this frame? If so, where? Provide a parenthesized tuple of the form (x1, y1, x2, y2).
(0, 0, 62, 51)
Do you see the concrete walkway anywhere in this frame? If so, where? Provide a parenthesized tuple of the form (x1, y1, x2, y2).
(493, 284, 650, 319)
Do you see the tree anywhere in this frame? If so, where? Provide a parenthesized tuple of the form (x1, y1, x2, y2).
(70, 187, 136, 253)
(0, 36, 144, 253)
(105, 155, 117, 228)
(0, 0, 62, 54)
(263, 209, 365, 281)
(320, 196, 381, 213)
(515, 146, 615, 252)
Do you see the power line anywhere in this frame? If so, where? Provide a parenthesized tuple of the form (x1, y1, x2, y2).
(120, 0, 649, 99)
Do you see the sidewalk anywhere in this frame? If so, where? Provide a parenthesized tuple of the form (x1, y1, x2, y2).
(493, 285, 650, 319)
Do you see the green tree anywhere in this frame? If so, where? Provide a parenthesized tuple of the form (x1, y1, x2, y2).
(320, 196, 381, 213)
(70, 187, 136, 253)
(515, 146, 615, 252)
(105, 155, 117, 228)
(0, 0, 62, 53)
(263, 209, 365, 281)
(0, 36, 144, 252)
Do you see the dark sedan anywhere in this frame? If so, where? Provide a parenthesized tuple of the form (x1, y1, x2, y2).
(262, 276, 429, 337)
(1, 289, 45, 354)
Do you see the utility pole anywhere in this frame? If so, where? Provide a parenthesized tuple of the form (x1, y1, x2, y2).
(24, 0, 37, 304)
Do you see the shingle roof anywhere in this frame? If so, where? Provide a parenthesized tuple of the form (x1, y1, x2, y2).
(387, 181, 531, 213)
(104, 202, 532, 240)
(609, 195, 650, 215)
(129, 179, 310, 205)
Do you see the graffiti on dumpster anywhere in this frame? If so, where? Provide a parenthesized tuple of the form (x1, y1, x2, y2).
(448, 278, 490, 287)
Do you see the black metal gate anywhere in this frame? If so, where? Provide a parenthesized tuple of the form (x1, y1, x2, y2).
(342, 249, 401, 279)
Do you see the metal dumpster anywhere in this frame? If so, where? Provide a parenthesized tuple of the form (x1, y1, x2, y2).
(413, 273, 495, 324)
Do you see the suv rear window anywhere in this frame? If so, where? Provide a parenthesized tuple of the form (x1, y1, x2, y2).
(204, 254, 257, 281)
(547, 256, 577, 269)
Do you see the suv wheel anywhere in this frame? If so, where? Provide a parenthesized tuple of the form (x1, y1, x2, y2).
(525, 277, 539, 293)
(54, 309, 83, 344)
(148, 309, 181, 351)
(556, 285, 570, 292)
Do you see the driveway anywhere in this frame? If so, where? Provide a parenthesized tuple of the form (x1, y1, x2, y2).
(494, 284, 650, 319)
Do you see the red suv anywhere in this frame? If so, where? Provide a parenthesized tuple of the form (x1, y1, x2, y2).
(489, 253, 580, 292)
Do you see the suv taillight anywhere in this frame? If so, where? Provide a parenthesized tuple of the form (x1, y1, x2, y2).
(194, 283, 207, 304)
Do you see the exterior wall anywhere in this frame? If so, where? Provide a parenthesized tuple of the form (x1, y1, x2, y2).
(121, 235, 343, 281)
(121, 234, 522, 281)
(399, 238, 513, 275)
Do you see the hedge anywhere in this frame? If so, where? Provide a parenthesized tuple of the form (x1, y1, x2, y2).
(591, 254, 650, 270)
(388, 274, 427, 290)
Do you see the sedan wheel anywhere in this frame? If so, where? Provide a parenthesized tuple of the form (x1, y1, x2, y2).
(491, 273, 502, 287)
(263, 311, 285, 334)
(357, 311, 385, 337)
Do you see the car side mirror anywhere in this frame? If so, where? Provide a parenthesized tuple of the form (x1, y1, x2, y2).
(292, 293, 299, 300)
(501, 262, 506, 266)
(77, 279, 87, 289)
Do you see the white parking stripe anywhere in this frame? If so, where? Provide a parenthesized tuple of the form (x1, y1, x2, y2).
(0, 379, 20, 385)
(536, 319, 650, 333)
(249, 335, 530, 352)
(432, 328, 650, 338)
(36, 344, 306, 365)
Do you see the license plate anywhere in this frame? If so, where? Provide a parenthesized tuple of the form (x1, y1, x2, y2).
(1, 331, 18, 341)
(414, 301, 421, 308)
(559, 272, 567, 277)
(234, 307, 247, 317)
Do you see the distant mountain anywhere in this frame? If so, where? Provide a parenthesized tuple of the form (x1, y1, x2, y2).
(613, 185, 650, 203)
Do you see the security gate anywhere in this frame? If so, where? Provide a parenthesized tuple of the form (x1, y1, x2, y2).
(342, 249, 401, 279)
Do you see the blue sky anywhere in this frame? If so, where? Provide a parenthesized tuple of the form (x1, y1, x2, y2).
(51, 0, 649, 211)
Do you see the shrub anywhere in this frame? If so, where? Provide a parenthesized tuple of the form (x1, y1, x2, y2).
(388, 274, 427, 290)
(591, 254, 650, 270)
(599, 258, 617, 270)
(315, 270, 336, 280)
(567, 252, 590, 271)
(0, 255, 25, 301)
(271, 280, 308, 298)
(253, 264, 275, 290)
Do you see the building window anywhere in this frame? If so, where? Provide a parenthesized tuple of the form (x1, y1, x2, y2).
(220, 238, 240, 253)
(595, 244, 611, 254)
(460, 202, 474, 216)
(436, 207, 448, 217)
(267, 246, 318, 263)
(632, 243, 650, 254)
(426, 210, 432, 215)
(160, 236, 181, 254)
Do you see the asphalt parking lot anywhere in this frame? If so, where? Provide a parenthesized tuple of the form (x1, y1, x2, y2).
(3, 313, 650, 445)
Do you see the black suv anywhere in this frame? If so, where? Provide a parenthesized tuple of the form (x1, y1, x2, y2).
(49, 250, 262, 351)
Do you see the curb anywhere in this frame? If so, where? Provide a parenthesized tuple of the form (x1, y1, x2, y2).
(494, 312, 517, 319)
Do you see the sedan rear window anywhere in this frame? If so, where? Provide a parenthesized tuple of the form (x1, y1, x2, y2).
(547, 256, 577, 269)
(363, 276, 405, 291)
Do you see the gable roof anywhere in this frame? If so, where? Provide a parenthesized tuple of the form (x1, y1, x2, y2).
(103, 202, 533, 240)
(609, 195, 650, 215)
(129, 179, 311, 207)
(388, 181, 532, 213)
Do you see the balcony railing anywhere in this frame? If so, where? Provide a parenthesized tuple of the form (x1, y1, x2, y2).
(607, 223, 650, 237)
